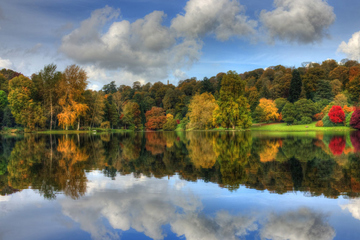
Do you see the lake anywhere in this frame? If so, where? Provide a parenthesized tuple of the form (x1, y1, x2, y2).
(1, 131, 360, 240)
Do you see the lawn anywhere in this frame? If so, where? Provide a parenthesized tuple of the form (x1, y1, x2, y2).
(251, 122, 353, 132)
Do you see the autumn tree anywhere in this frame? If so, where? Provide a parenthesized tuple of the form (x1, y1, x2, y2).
(122, 101, 141, 129)
(8, 75, 46, 130)
(57, 65, 89, 130)
(328, 105, 345, 123)
(288, 69, 302, 103)
(145, 107, 166, 130)
(350, 110, 360, 130)
(187, 93, 217, 129)
(255, 98, 279, 122)
(213, 71, 252, 129)
(163, 113, 177, 131)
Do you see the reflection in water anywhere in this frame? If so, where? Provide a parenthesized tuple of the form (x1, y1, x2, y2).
(1, 131, 360, 199)
(260, 208, 335, 240)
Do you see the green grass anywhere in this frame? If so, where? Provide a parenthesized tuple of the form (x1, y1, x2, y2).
(251, 122, 353, 132)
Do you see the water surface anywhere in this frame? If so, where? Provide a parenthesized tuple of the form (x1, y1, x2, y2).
(1, 131, 360, 239)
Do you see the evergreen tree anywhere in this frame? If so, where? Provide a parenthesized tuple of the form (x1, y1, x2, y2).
(288, 69, 302, 103)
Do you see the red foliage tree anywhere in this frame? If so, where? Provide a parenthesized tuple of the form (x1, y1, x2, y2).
(328, 105, 345, 123)
(145, 107, 167, 130)
(350, 110, 360, 130)
(329, 136, 346, 155)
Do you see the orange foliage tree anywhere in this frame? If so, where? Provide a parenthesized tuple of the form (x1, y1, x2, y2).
(145, 107, 166, 130)
(257, 98, 279, 122)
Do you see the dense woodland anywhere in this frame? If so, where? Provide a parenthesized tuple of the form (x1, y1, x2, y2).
(1, 132, 360, 199)
(2, 58, 360, 131)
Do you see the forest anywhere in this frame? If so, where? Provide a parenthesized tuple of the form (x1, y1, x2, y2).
(1, 58, 360, 131)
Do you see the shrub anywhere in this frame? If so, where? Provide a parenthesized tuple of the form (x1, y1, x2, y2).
(346, 112, 354, 127)
(328, 105, 345, 123)
(293, 119, 299, 125)
(284, 117, 294, 125)
(163, 118, 177, 131)
(100, 121, 110, 129)
(300, 117, 312, 125)
(315, 120, 324, 127)
(314, 112, 324, 121)
(322, 115, 337, 127)
(350, 110, 360, 130)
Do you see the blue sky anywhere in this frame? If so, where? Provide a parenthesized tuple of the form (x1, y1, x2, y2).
(0, 0, 360, 89)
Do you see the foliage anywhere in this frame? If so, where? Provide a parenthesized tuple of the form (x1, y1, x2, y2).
(163, 114, 177, 131)
(100, 121, 110, 129)
(288, 69, 302, 103)
(345, 112, 353, 127)
(274, 98, 288, 113)
(350, 110, 360, 130)
(187, 93, 217, 129)
(255, 98, 279, 122)
(294, 99, 317, 120)
(328, 136, 346, 155)
(315, 120, 324, 127)
(322, 115, 337, 127)
(328, 105, 345, 123)
(8, 75, 46, 130)
(281, 103, 296, 121)
(122, 102, 141, 129)
(145, 107, 166, 130)
(300, 117, 312, 125)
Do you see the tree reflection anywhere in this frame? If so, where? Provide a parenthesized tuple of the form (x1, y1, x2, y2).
(2, 130, 360, 199)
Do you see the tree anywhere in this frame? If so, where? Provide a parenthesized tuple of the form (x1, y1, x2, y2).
(145, 107, 166, 130)
(288, 69, 302, 103)
(213, 71, 252, 129)
(8, 75, 46, 130)
(313, 80, 333, 102)
(333, 93, 348, 107)
(274, 98, 288, 113)
(281, 102, 296, 123)
(163, 113, 177, 131)
(57, 65, 88, 130)
(350, 110, 360, 130)
(328, 105, 345, 123)
(35, 64, 61, 130)
(330, 79, 342, 96)
(294, 99, 317, 120)
(122, 102, 141, 129)
(256, 98, 279, 122)
(102, 81, 117, 94)
(347, 75, 360, 102)
(187, 93, 217, 129)
(329, 66, 348, 86)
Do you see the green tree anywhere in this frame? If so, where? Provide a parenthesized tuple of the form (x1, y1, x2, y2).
(288, 69, 302, 103)
(213, 71, 252, 129)
(282, 102, 296, 123)
(122, 102, 141, 129)
(313, 80, 334, 102)
(8, 75, 46, 130)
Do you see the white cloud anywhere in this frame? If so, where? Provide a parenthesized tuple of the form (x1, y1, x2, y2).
(260, 0, 335, 44)
(170, 0, 257, 41)
(60, 175, 256, 240)
(260, 208, 335, 240)
(60, 1, 256, 84)
(341, 199, 360, 221)
(338, 31, 360, 61)
(0, 57, 13, 69)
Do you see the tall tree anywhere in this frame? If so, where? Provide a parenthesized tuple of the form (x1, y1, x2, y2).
(187, 93, 217, 129)
(213, 71, 252, 129)
(8, 75, 46, 130)
(56, 65, 88, 130)
(288, 69, 302, 103)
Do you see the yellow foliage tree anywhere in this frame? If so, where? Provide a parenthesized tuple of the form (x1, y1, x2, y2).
(257, 98, 279, 122)
(187, 92, 217, 130)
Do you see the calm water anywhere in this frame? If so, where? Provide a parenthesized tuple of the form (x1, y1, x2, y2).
(1, 131, 360, 240)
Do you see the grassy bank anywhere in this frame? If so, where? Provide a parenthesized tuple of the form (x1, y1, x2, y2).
(251, 122, 353, 132)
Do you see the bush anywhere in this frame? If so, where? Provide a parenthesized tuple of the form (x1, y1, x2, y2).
(300, 117, 312, 125)
(284, 117, 294, 125)
(316, 120, 324, 127)
(293, 119, 299, 125)
(346, 112, 354, 127)
(163, 118, 177, 131)
(328, 105, 345, 123)
(322, 115, 337, 127)
(350, 110, 360, 129)
(100, 121, 110, 129)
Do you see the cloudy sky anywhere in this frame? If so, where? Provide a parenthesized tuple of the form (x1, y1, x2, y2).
(0, 0, 360, 89)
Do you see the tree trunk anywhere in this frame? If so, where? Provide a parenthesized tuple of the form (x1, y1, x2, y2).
(77, 118, 80, 131)
(66, 125, 68, 131)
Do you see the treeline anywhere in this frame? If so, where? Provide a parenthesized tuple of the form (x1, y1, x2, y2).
(2, 132, 360, 199)
(1, 58, 360, 131)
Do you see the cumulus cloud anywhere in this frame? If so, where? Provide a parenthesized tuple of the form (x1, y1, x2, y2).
(60, 1, 256, 83)
(260, 0, 335, 44)
(171, 0, 257, 41)
(260, 208, 336, 240)
(0, 57, 13, 69)
(341, 199, 360, 221)
(338, 31, 360, 61)
(60, 175, 256, 240)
